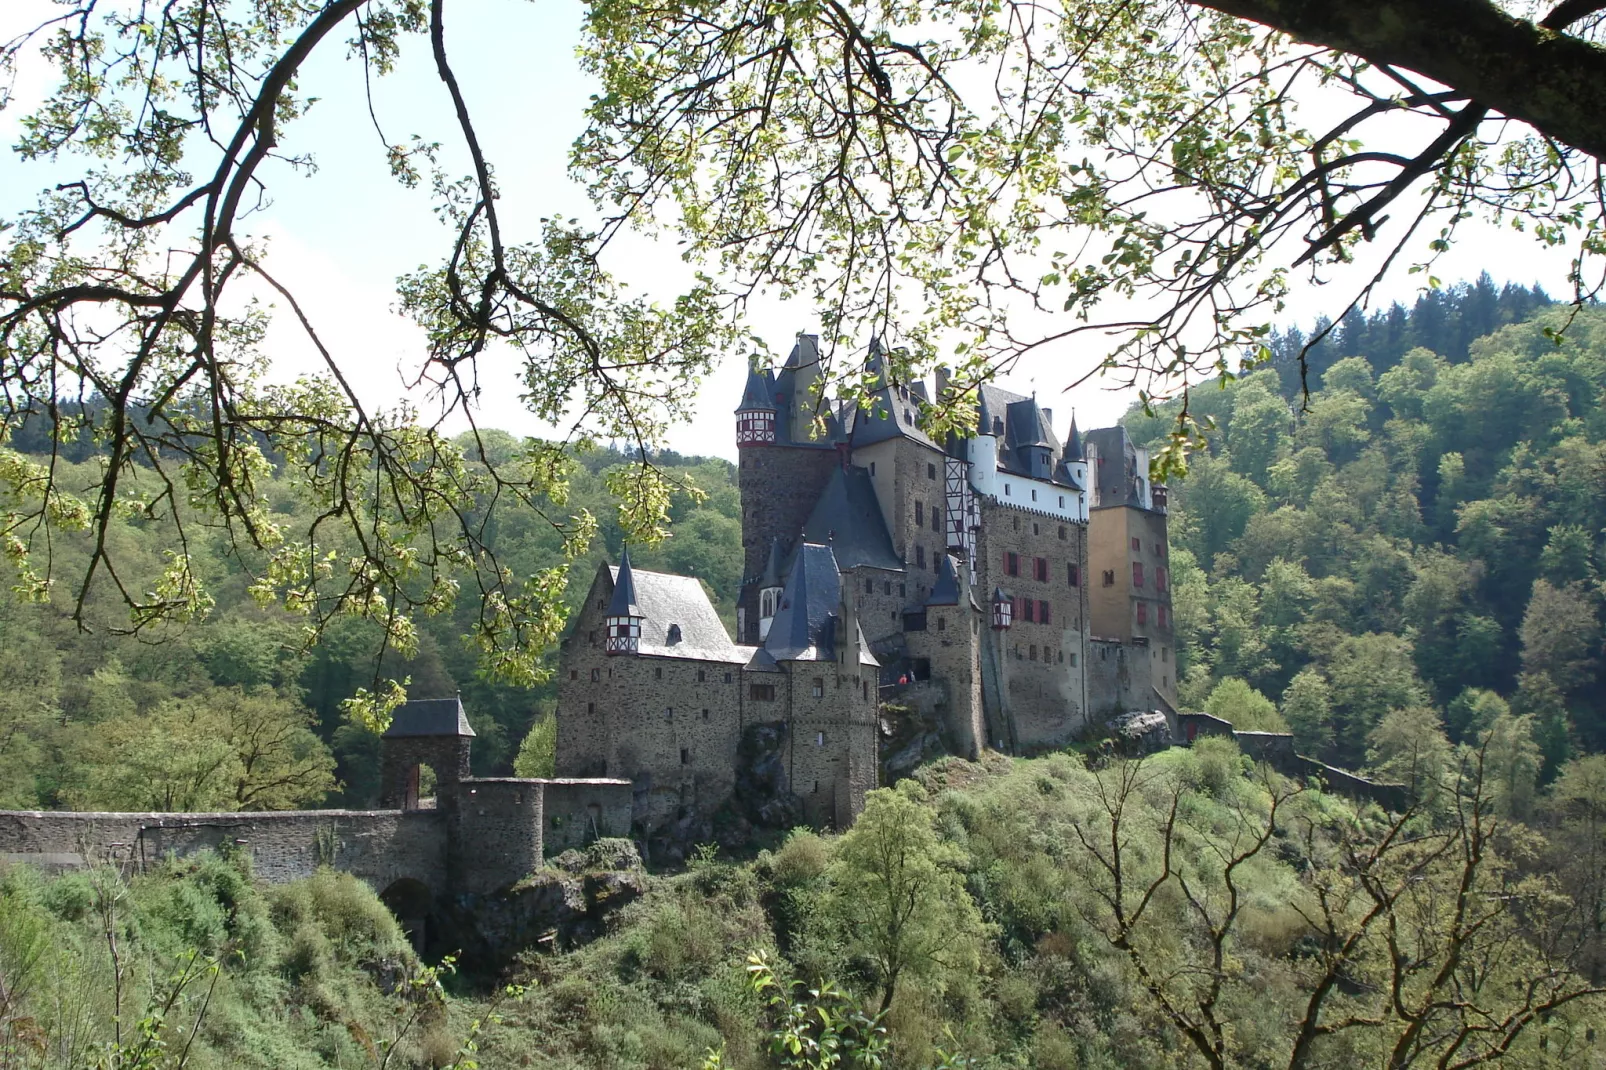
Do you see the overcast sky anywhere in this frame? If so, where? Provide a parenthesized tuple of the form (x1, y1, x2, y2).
(0, 0, 1580, 461)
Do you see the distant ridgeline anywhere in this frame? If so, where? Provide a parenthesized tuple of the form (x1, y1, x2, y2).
(1122, 277, 1606, 781)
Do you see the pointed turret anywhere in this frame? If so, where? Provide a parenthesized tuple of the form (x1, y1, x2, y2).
(1064, 411, 1084, 461)
(736, 362, 778, 446)
(757, 536, 787, 640)
(604, 547, 645, 655)
(926, 554, 962, 606)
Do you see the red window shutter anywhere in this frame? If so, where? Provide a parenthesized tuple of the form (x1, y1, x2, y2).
(1137, 602, 1147, 625)
(1133, 562, 1144, 587)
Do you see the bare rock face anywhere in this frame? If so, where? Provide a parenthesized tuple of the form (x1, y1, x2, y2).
(438, 838, 646, 971)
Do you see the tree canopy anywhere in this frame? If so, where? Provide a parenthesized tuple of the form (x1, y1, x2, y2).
(3, 0, 1604, 708)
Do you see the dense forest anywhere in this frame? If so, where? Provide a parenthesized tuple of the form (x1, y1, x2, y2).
(1125, 278, 1606, 795)
(0, 443, 742, 811)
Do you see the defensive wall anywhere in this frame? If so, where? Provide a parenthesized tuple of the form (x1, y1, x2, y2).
(1176, 712, 1410, 811)
(0, 775, 634, 905)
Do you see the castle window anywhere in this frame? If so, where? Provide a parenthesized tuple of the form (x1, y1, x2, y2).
(750, 683, 777, 701)
(1013, 516, 1019, 530)
(665, 707, 673, 720)
(1068, 564, 1080, 587)
(590, 668, 601, 682)
(916, 545, 926, 568)
(587, 702, 595, 714)
(656, 666, 664, 679)
(866, 578, 874, 594)
(937, 616, 946, 631)
(1156, 566, 1168, 592)
(681, 748, 690, 765)
(816, 732, 825, 746)
(932, 505, 941, 532)
(813, 780, 820, 793)
(1162, 646, 1170, 663)
(1020, 598, 1035, 623)
(724, 672, 733, 683)
(1158, 606, 1169, 629)
(1005, 551, 1019, 576)
(697, 669, 706, 682)
(1133, 563, 1144, 587)
(1031, 488, 1037, 501)
(1156, 542, 1165, 558)
(884, 581, 892, 595)
(703, 708, 710, 719)
(598, 599, 606, 610)
(1059, 497, 1065, 509)
(1034, 557, 1048, 581)
(1131, 537, 1141, 551)
(870, 462, 876, 476)
(928, 463, 936, 479)
(589, 630, 597, 644)
(1136, 602, 1148, 625)
(1102, 569, 1115, 586)
(1004, 483, 1011, 496)
(812, 677, 824, 697)
(1030, 645, 1037, 661)
(862, 680, 869, 699)
(1069, 652, 1077, 667)
(915, 501, 924, 526)
(1039, 599, 1052, 624)
(1058, 525, 1066, 539)
(667, 623, 682, 644)
(570, 670, 578, 680)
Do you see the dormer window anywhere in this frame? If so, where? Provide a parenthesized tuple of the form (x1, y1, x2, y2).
(666, 624, 682, 644)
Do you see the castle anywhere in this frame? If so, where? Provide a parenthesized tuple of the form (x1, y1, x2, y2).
(554, 334, 1175, 837)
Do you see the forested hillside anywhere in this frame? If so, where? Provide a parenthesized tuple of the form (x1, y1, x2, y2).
(1124, 278, 1606, 791)
(0, 442, 744, 811)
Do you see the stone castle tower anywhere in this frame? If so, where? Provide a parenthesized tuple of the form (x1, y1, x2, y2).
(553, 333, 1173, 843)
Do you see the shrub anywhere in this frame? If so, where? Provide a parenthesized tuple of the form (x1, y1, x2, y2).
(769, 829, 830, 887)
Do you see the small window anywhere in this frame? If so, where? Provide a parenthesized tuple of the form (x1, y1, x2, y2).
(884, 581, 892, 595)
(724, 672, 733, 684)
(932, 506, 941, 532)
(665, 706, 674, 720)
(587, 702, 595, 714)
(570, 669, 578, 680)
(1034, 557, 1048, 581)
(1005, 552, 1020, 576)
(1068, 564, 1080, 587)
(1069, 652, 1078, 667)
(1031, 489, 1037, 501)
(1058, 497, 1065, 509)
(681, 747, 690, 765)
(899, 582, 907, 597)
(589, 630, 597, 644)
(812, 677, 825, 698)
(866, 578, 874, 594)
(870, 462, 876, 476)
(928, 463, 936, 479)
(937, 617, 946, 632)
(915, 501, 924, 526)
(750, 683, 777, 701)
(1004, 483, 1011, 497)
(1033, 522, 1040, 535)
(697, 669, 706, 682)
(1156, 566, 1168, 592)
(862, 680, 869, 699)
(1155, 543, 1164, 557)
(1021, 598, 1035, 623)
(916, 545, 926, 568)
(1039, 599, 1051, 624)
(813, 780, 820, 794)
(597, 599, 606, 610)
(1102, 569, 1115, 587)
(816, 731, 825, 746)
(1133, 562, 1144, 587)
(1158, 606, 1169, 629)
(1162, 646, 1170, 663)
(656, 666, 664, 679)
(1029, 644, 1038, 661)
(1137, 602, 1148, 625)
(666, 623, 682, 644)
(590, 667, 600, 682)
(703, 707, 710, 719)
(1058, 524, 1066, 539)
(1132, 537, 1141, 551)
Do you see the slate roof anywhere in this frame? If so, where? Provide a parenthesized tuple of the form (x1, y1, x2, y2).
(974, 383, 1082, 486)
(382, 695, 476, 738)
(756, 542, 879, 666)
(607, 546, 642, 617)
(758, 536, 787, 589)
(801, 465, 903, 571)
(925, 554, 962, 606)
(603, 562, 750, 663)
(735, 365, 777, 413)
(1064, 413, 1084, 461)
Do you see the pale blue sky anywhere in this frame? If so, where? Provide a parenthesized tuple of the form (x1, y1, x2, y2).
(1, 0, 1578, 460)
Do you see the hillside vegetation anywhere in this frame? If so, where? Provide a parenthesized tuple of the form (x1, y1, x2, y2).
(1124, 279, 1606, 793)
(5, 744, 1601, 1069)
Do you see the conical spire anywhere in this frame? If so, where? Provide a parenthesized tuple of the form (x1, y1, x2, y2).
(1064, 410, 1084, 461)
(926, 554, 961, 606)
(760, 536, 786, 589)
(735, 363, 777, 413)
(607, 546, 642, 618)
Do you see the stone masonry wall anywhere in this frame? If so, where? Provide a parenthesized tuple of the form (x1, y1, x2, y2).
(905, 604, 984, 759)
(737, 445, 841, 642)
(449, 779, 542, 895)
(541, 779, 634, 855)
(381, 736, 472, 809)
(784, 661, 879, 827)
(974, 499, 1091, 748)
(0, 808, 449, 894)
